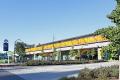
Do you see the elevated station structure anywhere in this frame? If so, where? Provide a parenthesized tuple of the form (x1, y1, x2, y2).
(25, 34, 110, 61)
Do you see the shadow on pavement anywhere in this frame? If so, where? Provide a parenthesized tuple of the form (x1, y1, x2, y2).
(18, 70, 79, 80)
(0, 70, 25, 80)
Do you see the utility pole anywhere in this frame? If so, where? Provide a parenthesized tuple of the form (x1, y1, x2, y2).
(52, 33, 56, 61)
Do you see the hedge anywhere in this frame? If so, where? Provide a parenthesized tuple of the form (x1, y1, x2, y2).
(24, 60, 106, 66)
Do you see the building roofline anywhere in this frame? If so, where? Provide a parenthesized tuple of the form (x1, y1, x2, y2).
(39, 33, 94, 46)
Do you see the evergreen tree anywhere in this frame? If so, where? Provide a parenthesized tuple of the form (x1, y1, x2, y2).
(95, 0, 120, 59)
(15, 42, 27, 62)
(107, 0, 120, 26)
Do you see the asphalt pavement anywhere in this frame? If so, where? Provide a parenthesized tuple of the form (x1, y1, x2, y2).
(0, 70, 25, 80)
(0, 61, 119, 80)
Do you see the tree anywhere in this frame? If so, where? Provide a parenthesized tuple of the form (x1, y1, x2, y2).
(26, 44, 35, 48)
(94, 0, 120, 60)
(95, 27, 120, 60)
(107, 0, 120, 26)
(15, 42, 27, 62)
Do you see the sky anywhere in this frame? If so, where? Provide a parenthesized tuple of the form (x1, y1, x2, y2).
(0, 0, 116, 51)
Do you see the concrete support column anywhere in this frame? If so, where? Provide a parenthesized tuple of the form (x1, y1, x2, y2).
(98, 48, 102, 60)
(58, 51, 61, 62)
(54, 52, 58, 61)
(33, 54, 36, 60)
(78, 49, 81, 60)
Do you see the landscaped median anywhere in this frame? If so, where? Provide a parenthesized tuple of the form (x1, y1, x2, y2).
(23, 60, 106, 66)
(59, 65, 119, 80)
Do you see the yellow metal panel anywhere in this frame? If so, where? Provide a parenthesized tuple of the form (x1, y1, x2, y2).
(48, 44, 53, 49)
(30, 48, 35, 52)
(54, 43, 61, 48)
(43, 44, 53, 50)
(71, 39, 79, 45)
(43, 45, 47, 50)
(36, 46, 42, 51)
(84, 37, 96, 44)
(64, 41, 73, 47)
(25, 35, 108, 52)
(58, 43, 61, 48)
(60, 41, 66, 47)
(88, 36, 97, 43)
(78, 38, 86, 44)
(94, 35, 106, 42)
(84, 37, 90, 43)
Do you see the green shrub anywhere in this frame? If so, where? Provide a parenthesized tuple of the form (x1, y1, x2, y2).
(108, 65, 119, 78)
(59, 77, 76, 80)
(26, 60, 39, 66)
(78, 68, 93, 80)
(59, 77, 68, 80)
(96, 67, 109, 80)
(95, 77, 109, 80)
(59, 65, 119, 80)
(0, 60, 5, 63)
(25, 60, 106, 66)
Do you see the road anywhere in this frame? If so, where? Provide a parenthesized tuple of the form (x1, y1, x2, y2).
(0, 70, 25, 80)
(0, 61, 119, 80)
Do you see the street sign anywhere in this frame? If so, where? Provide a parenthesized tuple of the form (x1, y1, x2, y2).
(3, 39, 9, 51)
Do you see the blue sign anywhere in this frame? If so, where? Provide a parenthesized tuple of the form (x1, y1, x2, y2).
(3, 39, 9, 51)
(4, 39, 8, 43)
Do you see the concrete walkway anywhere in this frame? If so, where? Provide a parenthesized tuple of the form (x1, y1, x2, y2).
(0, 61, 119, 80)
